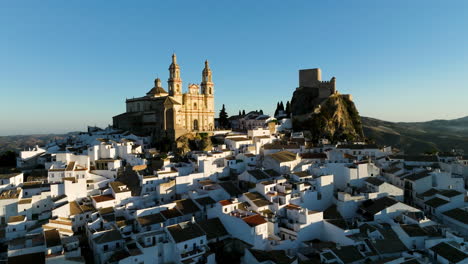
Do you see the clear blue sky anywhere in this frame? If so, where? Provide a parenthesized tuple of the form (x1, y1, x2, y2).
(1, 1, 468, 135)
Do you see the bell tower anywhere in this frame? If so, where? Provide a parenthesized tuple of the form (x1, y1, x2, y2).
(201, 60, 214, 96)
(168, 53, 182, 97)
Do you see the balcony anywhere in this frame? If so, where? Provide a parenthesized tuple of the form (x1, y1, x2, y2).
(180, 246, 206, 261)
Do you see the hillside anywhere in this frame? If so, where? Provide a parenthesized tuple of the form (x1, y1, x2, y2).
(0, 134, 66, 153)
(362, 116, 468, 154)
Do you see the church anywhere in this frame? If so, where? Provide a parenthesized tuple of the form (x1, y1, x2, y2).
(113, 54, 215, 141)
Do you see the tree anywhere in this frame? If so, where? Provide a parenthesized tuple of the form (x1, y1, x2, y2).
(274, 102, 280, 117)
(219, 104, 229, 128)
(238, 110, 241, 116)
(279, 101, 285, 111)
(259, 109, 264, 115)
(242, 110, 246, 116)
(285, 101, 291, 117)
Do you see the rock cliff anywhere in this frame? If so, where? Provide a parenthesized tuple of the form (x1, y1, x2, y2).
(291, 92, 364, 142)
(176, 132, 213, 154)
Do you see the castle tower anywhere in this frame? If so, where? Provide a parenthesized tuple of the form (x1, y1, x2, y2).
(331, 77, 336, 94)
(201, 60, 214, 96)
(168, 53, 182, 98)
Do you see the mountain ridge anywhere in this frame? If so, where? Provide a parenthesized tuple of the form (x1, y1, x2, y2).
(362, 115, 468, 154)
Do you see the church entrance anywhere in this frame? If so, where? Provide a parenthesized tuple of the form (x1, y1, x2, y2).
(193, 119, 199, 131)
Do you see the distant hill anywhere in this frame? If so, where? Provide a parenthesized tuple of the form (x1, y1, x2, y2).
(0, 134, 66, 153)
(362, 116, 468, 154)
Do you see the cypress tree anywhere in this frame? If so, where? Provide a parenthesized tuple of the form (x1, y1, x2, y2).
(219, 104, 229, 128)
(285, 101, 291, 117)
(274, 102, 279, 117)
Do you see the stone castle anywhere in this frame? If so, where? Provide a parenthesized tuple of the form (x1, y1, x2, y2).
(299, 68, 336, 100)
(291, 68, 354, 116)
(113, 54, 215, 141)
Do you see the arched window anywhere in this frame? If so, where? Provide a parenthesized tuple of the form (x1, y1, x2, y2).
(193, 119, 199, 131)
(209, 87, 212, 94)
(194, 103, 197, 110)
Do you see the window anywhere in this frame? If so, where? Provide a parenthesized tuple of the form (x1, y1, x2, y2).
(184, 244, 188, 249)
(104, 245, 108, 251)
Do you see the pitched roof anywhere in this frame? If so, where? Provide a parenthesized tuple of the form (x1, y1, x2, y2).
(331, 245, 365, 264)
(195, 196, 216, 206)
(196, 218, 228, 240)
(160, 208, 182, 219)
(360, 196, 399, 215)
(247, 169, 269, 180)
(69, 201, 84, 216)
(93, 229, 122, 244)
(109, 181, 130, 193)
(99, 206, 115, 215)
(219, 181, 242, 197)
(242, 214, 267, 227)
(18, 198, 32, 204)
(300, 152, 327, 159)
(443, 208, 468, 224)
(244, 192, 265, 201)
(0, 172, 22, 179)
(137, 213, 165, 227)
(400, 224, 428, 237)
(0, 188, 21, 199)
(420, 188, 439, 197)
(167, 221, 205, 243)
(364, 177, 384, 186)
(264, 169, 281, 177)
(219, 200, 232, 206)
(438, 189, 462, 198)
(92, 194, 115, 203)
(175, 199, 200, 215)
(8, 215, 26, 223)
(404, 171, 431, 182)
(269, 151, 297, 163)
(429, 242, 467, 263)
(424, 197, 449, 208)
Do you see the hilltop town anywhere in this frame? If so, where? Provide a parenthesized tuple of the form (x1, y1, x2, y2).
(1, 57, 468, 264)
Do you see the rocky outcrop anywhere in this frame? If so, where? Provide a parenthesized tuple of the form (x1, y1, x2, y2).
(291, 92, 364, 142)
(176, 132, 213, 155)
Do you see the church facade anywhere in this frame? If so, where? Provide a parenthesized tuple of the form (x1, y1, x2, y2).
(113, 54, 215, 141)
